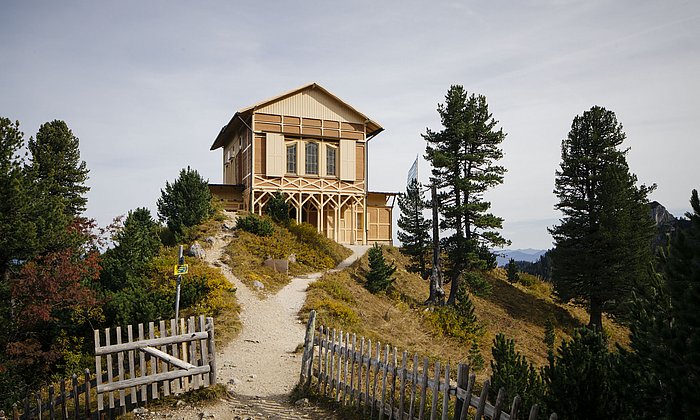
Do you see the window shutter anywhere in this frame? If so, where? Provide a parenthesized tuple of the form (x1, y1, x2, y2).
(265, 133, 285, 177)
(339, 139, 356, 181)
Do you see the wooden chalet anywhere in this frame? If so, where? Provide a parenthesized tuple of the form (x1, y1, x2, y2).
(210, 83, 396, 245)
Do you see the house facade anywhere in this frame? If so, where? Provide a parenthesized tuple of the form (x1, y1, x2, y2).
(209, 83, 395, 245)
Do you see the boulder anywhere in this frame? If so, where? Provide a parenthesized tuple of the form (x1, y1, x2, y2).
(252, 280, 265, 290)
(188, 242, 206, 259)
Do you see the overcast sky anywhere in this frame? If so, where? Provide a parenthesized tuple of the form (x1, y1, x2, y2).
(1, 0, 698, 249)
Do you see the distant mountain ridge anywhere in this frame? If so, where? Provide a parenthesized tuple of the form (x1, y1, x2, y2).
(495, 248, 547, 266)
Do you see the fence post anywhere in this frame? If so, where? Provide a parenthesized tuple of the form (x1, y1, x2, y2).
(300, 310, 316, 389)
(206, 317, 217, 385)
(48, 385, 55, 420)
(85, 369, 92, 419)
(454, 364, 468, 420)
(474, 379, 490, 420)
(510, 395, 522, 420)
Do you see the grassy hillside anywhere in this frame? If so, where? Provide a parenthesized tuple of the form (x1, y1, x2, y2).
(300, 246, 629, 380)
(225, 217, 352, 295)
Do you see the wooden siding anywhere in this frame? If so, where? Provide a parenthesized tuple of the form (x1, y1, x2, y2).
(258, 87, 363, 124)
(254, 113, 364, 141)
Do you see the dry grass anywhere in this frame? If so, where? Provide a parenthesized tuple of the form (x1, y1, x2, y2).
(300, 246, 630, 381)
(225, 220, 351, 295)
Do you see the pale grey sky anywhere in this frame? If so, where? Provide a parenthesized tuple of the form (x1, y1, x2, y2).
(1, 0, 698, 249)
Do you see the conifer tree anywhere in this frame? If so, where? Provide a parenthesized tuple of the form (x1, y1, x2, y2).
(264, 191, 290, 225)
(506, 258, 519, 283)
(424, 85, 508, 305)
(490, 333, 545, 412)
(100, 208, 161, 292)
(397, 179, 431, 277)
(0, 118, 35, 279)
(549, 106, 655, 330)
(157, 167, 213, 240)
(652, 190, 700, 418)
(28, 120, 89, 217)
(365, 244, 396, 293)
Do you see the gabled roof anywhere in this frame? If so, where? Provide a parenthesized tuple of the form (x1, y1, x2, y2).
(210, 83, 383, 150)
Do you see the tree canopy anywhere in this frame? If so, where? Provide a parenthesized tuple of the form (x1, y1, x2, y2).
(549, 106, 654, 330)
(423, 85, 508, 305)
(157, 167, 213, 240)
(397, 179, 431, 277)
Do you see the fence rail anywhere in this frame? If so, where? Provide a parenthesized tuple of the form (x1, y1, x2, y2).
(299, 310, 557, 420)
(11, 315, 216, 419)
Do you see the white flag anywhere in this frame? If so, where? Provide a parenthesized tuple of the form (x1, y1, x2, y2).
(406, 156, 418, 185)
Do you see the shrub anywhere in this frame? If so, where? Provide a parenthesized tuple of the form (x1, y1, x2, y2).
(365, 244, 396, 293)
(490, 333, 546, 412)
(236, 214, 274, 236)
(287, 222, 350, 266)
(424, 305, 481, 344)
(264, 191, 290, 225)
(317, 299, 360, 330)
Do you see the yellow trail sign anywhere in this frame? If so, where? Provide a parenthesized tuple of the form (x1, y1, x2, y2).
(173, 264, 189, 275)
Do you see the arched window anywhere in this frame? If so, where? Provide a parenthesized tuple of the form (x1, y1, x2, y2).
(305, 142, 318, 175)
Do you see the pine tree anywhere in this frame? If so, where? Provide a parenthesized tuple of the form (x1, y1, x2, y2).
(544, 328, 623, 419)
(397, 179, 431, 277)
(506, 258, 519, 283)
(100, 208, 161, 292)
(0, 118, 35, 279)
(157, 167, 214, 240)
(28, 120, 89, 217)
(264, 191, 290, 225)
(655, 189, 700, 417)
(424, 85, 508, 306)
(365, 244, 396, 293)
(549, 106, 655, 330)
(489, 333, 545, 412)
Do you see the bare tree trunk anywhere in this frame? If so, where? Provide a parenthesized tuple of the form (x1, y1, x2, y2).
(426, 185, 444, 305)
(588, 297, 603, 331)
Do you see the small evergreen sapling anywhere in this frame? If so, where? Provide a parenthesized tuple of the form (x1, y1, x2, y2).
(489, 333, 545, 412)
(506, 258, 519, 283)
(365, 244, 396, 293)
(264, 191, 290, 225)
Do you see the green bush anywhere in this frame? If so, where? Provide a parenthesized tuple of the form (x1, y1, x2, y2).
(236, 214, 274, 236)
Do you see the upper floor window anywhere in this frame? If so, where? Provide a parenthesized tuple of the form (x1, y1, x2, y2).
(326, 146, 337, 176)
(286, 143, 297, 174)
(305, 142, 318, 175)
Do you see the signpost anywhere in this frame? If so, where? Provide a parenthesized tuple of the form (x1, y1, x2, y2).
(174, 245, 185, 333)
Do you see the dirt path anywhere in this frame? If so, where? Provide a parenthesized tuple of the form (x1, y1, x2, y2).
(188, 215, 368, 418)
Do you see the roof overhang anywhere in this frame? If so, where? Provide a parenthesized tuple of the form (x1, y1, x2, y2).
(210, 83, 383, 151)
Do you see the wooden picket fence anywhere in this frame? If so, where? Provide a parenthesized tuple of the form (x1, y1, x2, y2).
(10, 369, 97, 420)
(299, 310, 557, 420)
(11, 315, 216, 419)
